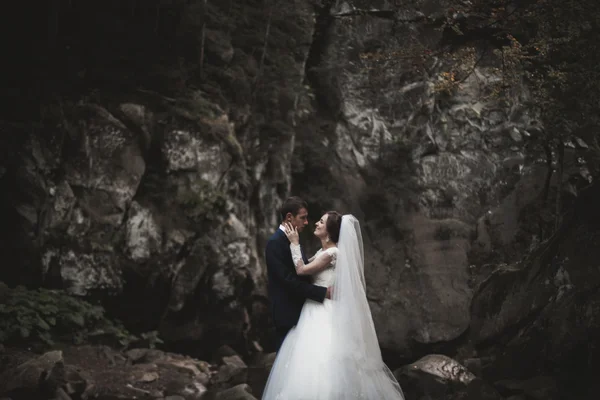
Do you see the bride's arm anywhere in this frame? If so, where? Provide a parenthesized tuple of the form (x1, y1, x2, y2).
(283, 222, 333, 275)
(290, 244, 332, 276)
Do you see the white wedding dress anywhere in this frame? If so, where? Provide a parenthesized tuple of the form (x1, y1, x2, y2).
(262, 216, 404, 400)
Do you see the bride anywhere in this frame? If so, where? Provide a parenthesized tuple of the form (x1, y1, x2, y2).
(262, 212, 405, 399)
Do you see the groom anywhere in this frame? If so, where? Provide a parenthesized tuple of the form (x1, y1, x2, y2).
(265, 196, 331, 351)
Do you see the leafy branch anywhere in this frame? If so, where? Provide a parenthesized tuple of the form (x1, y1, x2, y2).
(0, 284, 162, 349)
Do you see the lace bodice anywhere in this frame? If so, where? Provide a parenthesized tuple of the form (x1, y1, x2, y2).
(311, 247, 338, 286)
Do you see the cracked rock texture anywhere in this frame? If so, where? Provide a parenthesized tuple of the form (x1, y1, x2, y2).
(0, 0, 585, 359)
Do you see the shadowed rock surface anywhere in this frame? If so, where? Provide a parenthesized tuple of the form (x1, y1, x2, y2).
(1, 0, 600, 399)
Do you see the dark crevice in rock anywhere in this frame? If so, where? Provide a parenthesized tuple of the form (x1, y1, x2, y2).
(304, 1, 337, 116)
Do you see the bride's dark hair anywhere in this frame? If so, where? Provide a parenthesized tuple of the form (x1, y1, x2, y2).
(325, 211, 343, 243)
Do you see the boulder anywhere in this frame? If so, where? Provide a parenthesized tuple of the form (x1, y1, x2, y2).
(0, 350, 64, 399)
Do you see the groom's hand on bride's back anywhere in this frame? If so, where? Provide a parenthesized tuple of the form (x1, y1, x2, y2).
(326, 286, 333, 299)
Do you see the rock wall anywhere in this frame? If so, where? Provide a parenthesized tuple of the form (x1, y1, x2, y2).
(293, 0, 547, 355)
(0, 0, 584, 359)
(0, 0, 319, 354)
(467, 182, 600, 399)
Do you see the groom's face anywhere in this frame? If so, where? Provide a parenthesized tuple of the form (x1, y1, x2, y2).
(287, 207, 309, 232)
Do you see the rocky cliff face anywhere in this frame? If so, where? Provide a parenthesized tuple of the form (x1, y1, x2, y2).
(466, 182, 600, 399)
(0, 0, 589, 364)
(294, 0, 549, 355)
(1, 0, 319, 353)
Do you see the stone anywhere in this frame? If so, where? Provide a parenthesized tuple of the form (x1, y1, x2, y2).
(212, 355, 248, 387)
(63, 104, 145, 222)
(212, 345, 239, 364)
(39, 345, 214, 400)
(124, 201, 162, 262)
(214, 384, 257, 400)
(164, 380, 207, 400)
(402, 354, 476, 385)
(126, 348, 211, 381)
(396, 357, 501, 400)
(161, 128, 228, 179)
(250, 352, 276, 370)
(126, 348, 165, 364)
(44, 180, 76, 229)
(118, 103, 153, 147)
(63, 365, 88, 397)
(0, 350, 64, 396)
(41, 248, 122, 296)
(138, 371, 159, 383)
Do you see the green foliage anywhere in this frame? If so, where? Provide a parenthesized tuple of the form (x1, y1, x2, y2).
(0, 285, 160, 349)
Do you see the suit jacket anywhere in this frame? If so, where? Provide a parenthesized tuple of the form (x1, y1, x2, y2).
(265, 228, 327, 329)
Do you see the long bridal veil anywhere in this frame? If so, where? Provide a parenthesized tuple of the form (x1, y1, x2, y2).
(327, 215, 404, 399)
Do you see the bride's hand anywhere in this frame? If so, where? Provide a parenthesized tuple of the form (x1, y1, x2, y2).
(283, 222, 300, 245)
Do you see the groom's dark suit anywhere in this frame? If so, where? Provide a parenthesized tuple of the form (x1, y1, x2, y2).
(266, 228, 327, 350)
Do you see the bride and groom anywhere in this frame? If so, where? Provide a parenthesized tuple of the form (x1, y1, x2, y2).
(262, 196, 404, 399)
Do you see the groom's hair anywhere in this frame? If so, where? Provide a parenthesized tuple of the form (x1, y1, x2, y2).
(279, 196, 308, 221)
(325, 211, 343, 243)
